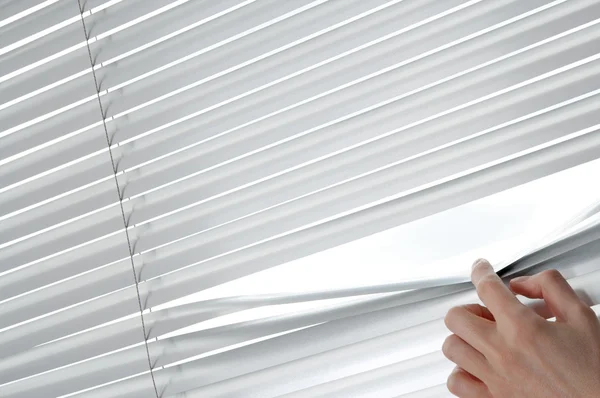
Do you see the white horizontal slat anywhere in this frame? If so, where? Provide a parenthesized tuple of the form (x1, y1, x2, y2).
(0, 40, 93, 115)
(1, 290, 349, 384)
(98, 0, 540, 149)
(275, 352, 450, 398)
(0, 312, 149, 385)
(2, 3, 600, 396)
(117, 57, 600, 264)
(72, 266, 600, 398)
(0, 2, 255, 162)
(0, 0, 51, 29)
(399, 384, 453, 398)
(173, 344, 451, 398)
(0, 0, 378, 238)
(0, 0, 480, 262)
(0, 0, 487, 207)
(0, 204, 598, 396)
(73, 314, 452, 398)
(0, 1, 198, 168)
(1, 0, 237, 129)
(4, 76, 599, 321)
(0, 0, 193, 134)
(0, 281, 460, 397)
(0, 0, 324, 177)
(0, 0, 113, 83)
(3, 3, 599, 301)
(114, 72, 600, 282)
(0, 342, 151, 398)
(2, 118, 599, 348)
(0, 0, 580, 255)
(96, 0, 584, 182)
(95, 0, 444, 128)
(1, 214, 597, 392)
(0, 0, 249, 124)
(0, 225, 131, 301)
(1, 0, 592, 236)
(0, 0, 404, 262)
(0, 177, 120, 290)
(184, 305, 600, 398)
(0, 284, 141, 359)
(0, 283, 466, 385)
(113, 0, 585, 202)
(0, 0, 516, 292)
(117, 226, 598, 398)
(143, 129, 600, 309)
(0, 0, 80, 54)
(87, 0, 258, 68)
(111, 0, 595, 179)
(5, 137, 595, 374)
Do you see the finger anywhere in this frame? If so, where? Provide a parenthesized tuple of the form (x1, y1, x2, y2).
(442, 334, 491, 382)
(471, 259, 524, 322)
(447, 367, 492, 398)
(444, 306, 495, 358)
(510, 270, 589, 323)
(462, 303, 495, 322)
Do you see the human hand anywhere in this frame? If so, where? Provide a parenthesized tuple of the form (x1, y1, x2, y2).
(442, 259, 600, 397)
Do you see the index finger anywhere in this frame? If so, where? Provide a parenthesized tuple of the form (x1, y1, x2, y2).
(471, 259, 524, 321)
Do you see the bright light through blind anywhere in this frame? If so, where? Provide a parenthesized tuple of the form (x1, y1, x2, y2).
(1, 0, 600, 397)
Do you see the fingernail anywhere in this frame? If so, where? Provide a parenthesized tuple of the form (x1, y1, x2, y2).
(472, 258, 490, 270)
(511, 276, 530, 283)
(471, 259, 493, 285)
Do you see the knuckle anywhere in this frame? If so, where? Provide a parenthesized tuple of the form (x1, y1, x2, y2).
(486, 338, 519, 371)
(572, 302, 596, 322)
(447, 372, 461, 395)
(510, 306, 533, 326)
(444, 307, 463, 330)
(520, 322, 540, 342)
(541, 269, 564, 284)
(503, 328, 521, 348)
(506, 317, 541, 347)
(493, 351, 518, 375)
(442, 335, 458, 361)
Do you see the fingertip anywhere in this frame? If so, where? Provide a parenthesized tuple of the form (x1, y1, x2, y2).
(472, 258, 490, 271)
(447, 367, 463, 396)
(508, 270, 583, 321)
(509, 275, 531, 287)
(447, 367, 489, 397)
(508, 277, 537, 299)
(471, 258, 493, 285)
(471, 259, 525, 319)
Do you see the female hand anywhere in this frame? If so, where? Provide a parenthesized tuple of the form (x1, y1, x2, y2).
(442, 259, 600, 397)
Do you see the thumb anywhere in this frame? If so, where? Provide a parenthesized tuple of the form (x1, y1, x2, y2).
(509, 270, 584, 323)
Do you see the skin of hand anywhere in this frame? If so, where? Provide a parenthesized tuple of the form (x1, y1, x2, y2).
(442, 259, 600, 398)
